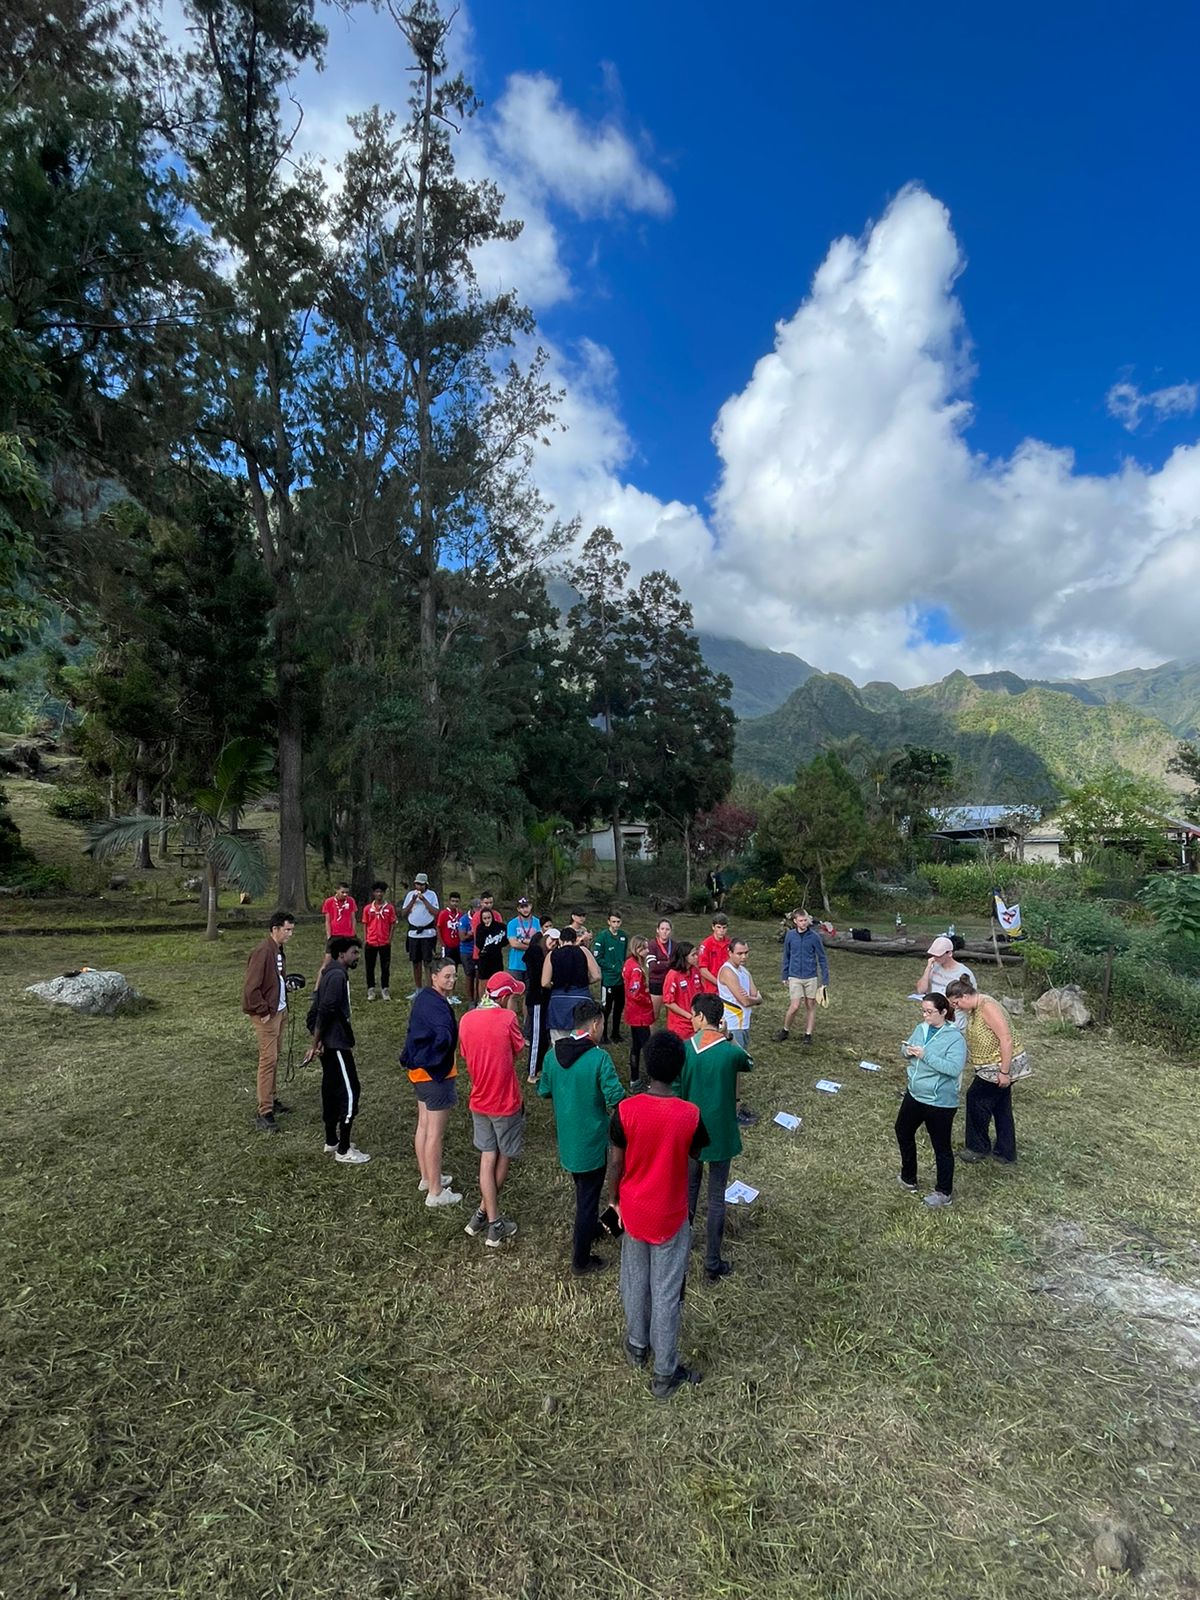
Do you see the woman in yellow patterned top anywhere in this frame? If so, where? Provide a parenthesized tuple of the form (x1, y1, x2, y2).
(944, 979, 1029, 1166)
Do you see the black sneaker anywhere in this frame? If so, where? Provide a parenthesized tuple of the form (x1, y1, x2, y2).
(255, 1113, 281, 1134)
(485, 1217, 518, 1248)
(736, 1106, 759, 1127)
(651, 1364, 703, 1399)
(624, 1339, 649, 1368)
(959, 1150, 988, 1164)
(802, 1034, 813, 1046)
(772, 1028, 789, 1043)
(272, 1099, 291, 1113)
(571, 1255, 608, 1277)
(705, 1260, 735, 1283)
(464, 1206, 489, 1237)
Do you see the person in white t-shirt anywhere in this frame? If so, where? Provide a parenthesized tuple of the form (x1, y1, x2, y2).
(401, 872, 440, 997)
(916, 937, 976, 1027)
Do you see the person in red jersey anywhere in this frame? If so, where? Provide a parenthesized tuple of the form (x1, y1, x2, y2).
(622, 935, 655, 1086)
(361, 880, 397, 1001)
(606, 1031, 708, 1399)
(661, 943, 703, 1040)
(458, 971, 527, 1249)
(695, 914, 731, 995)
(322, 882, 357, 939)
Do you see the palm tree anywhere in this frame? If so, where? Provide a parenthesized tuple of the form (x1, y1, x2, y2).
(86, 738, 273, 940)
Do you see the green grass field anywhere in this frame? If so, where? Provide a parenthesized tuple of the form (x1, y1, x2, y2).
(3, 910, 1199, 1600)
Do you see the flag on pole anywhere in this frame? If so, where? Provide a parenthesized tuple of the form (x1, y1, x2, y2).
(994, 894, 1021, 934)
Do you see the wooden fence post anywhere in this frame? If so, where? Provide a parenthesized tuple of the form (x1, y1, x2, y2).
(1101, 945, 1115, 1025)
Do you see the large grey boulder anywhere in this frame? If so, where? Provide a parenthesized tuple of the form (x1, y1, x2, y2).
(26, 969, 145, 1016)
(1033, 984, 1093, 1028)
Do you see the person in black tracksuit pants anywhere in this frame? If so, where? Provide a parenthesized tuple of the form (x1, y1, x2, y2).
(308, 937, 367, 1160)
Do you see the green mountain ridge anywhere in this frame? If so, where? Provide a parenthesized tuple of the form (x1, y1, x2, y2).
(734, 669, 1188, 802)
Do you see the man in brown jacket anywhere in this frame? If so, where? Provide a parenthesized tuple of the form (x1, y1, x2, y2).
(242, 911, 297, 1133)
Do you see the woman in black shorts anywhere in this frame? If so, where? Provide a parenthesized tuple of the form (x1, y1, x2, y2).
(523, 929, 552, 1082)
(474, 908, 509, 983)
(646, 918, 674, 1023)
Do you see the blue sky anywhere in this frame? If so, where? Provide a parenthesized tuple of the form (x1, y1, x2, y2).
(279, 0, 1199, 684)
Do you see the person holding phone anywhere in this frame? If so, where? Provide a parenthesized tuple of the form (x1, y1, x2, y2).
(896, 993, 966, 1207)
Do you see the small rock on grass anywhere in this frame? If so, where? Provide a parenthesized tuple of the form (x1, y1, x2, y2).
(1093, 1521, 1133, 1572)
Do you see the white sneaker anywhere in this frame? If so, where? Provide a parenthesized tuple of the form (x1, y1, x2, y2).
(425, 1187, 462, 1208)
(418, 1173, 452, 1192)
(381, 988, 391, 1001)
(323, 1142, 337, 1155)
(366, 988, 376, 1002)
(335, 1146, 371, 1165)
(407, 991, 419, 1001)
(448, 996, 462, 1007)
(923, 1190, 953, 1208)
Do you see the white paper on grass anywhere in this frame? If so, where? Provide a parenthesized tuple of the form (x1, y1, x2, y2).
(859, 1060, 882, 1072)
(724, 1180, 760, 1205)
(773, 1111, 801, 1130)
(815, 1079, 842, 1094)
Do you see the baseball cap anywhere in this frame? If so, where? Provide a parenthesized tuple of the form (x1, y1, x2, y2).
(485, 971, 525, 999)
(517, 896, 531, 907)
(414, 872, 429, 885)
(543, 926, 561, 941)
(927, 936, 954, 956)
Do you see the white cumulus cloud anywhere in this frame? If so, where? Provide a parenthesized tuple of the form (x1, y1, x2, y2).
(1106, 378, 1198, 432)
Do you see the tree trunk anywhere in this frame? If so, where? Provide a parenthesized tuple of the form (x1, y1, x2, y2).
(275, 633, 308, 912)
(682, 819, 692, 900)
(134, 746, 153, 869)
(157, 788, 170, 862)
(612, 807, 628, 898)
(817, 857, 831, 916)
(204, 856, 220, 941)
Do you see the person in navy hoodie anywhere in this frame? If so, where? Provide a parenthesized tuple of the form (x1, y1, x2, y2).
(775, 908, 830, 1046)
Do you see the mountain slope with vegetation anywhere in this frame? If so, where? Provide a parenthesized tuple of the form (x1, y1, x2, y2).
(735, 668, 1186, 799)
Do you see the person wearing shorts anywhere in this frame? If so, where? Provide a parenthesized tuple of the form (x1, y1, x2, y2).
(647, 919, 674, 1022)
(776, 909, 830, 1045)
(401, 872, 440, 996)
(400, 959, 462, 1208)
(457, 971, 527, 1247)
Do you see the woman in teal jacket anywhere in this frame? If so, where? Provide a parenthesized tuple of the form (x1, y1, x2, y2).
(895, 993, 966, 1209)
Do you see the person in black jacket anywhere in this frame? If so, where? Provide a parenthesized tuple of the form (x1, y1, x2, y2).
(305, 936, 370, 1165)
(400, 958, 464, 1208)
(523, 929, 552, 1083)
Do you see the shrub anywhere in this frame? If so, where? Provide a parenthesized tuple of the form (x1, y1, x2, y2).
(0, 860, 69, 894)
(1140, 874, 1200, 948)
(726, 876, 774, 920)
(915, 860, 1078, 913)
(1042, 944, 1200, 1059)
(769, 873, 807, 917)
(1021, 893, 1131, 956)
(47, 782, 105, 823)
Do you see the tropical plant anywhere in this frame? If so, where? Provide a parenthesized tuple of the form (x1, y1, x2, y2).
(85, 738, 273, 939)
(1139, 874, 1200, 947)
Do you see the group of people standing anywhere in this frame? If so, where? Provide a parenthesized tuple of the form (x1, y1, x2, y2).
(241, 889, 1029, 1399)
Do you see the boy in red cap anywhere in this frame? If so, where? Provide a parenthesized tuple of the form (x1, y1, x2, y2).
(458, 971, 527, 1247)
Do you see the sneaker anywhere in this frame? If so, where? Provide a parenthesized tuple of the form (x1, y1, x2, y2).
(651, 1364, 702, 1399)
(959, 1150, 988, 1164)
(406, 991, 419, 1001)
(773, 1028, 789, 1042)
(571, 1255, 608, 1277)
(381, 989, 391, 1002)
(335, 1145, 371, 1164)
(323, 1142, 338, 1155)
(425, 1188, 463, 1209)
(448, 996, 462, 1007)
(485, 1217, 518, 1247)
(802, 1034, 813, 1046)
(897, 1176, 918, 1192)
(736, 1106, 759, 1127)
(923, 1190, 953, 1208)
(527, 1070, 538, 1083)
(366, 987, 376, 1002)
(624, 1339, 649, 1369)
(705, 1260, 734, 1283)
(255, 1113, 281, 1134)
(417, 1173, 452, 1192)
(272, 1099, 291, 1114)
(464, 1206, 489, 1237)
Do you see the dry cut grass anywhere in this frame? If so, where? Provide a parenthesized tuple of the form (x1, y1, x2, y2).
(1, 914, 1199, 1599)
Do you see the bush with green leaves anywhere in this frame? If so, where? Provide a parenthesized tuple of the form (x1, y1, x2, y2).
(1021, 893, 1131, 956)
(47, 782, 105, 823)
(769, 873, 808, 917)
(1140, 874, 1200, 947)
(916, 860, 1088, 913)
(726, 876, 774, 920)
(1043, 944, 1200, 1059)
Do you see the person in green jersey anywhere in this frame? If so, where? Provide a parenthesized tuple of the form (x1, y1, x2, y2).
(592, 910, 630, 1043)
(538, 998, 627, 1276)
(679, 993, 753, 1283)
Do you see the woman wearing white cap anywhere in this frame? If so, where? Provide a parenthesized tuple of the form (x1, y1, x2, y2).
(916, 937, 975, 1025)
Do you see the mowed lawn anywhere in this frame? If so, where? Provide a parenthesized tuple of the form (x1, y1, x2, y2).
(2, 915, 1199, 1600)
